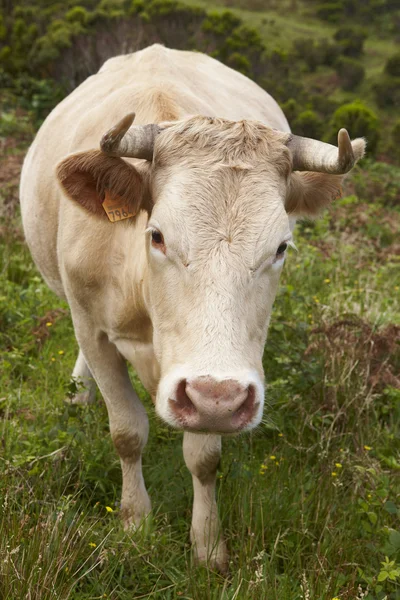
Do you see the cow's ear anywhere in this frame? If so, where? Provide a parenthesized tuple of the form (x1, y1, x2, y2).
(56, 150, 145, 220)
(285, 171, 344, 219)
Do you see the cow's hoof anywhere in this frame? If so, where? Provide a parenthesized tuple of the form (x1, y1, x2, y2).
(194, 541, 229, 575)
(65, 389, 96, 405)
(121, 501, 152, 534)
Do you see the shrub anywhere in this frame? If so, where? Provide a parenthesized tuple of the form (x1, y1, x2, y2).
(385, 52, 400, 78)
(392, 119, 400, 146)
(281, 99, 298, 123)
(328, 100, 379, 154)
(335, 56, 365, 91)
(317, 39, 341, 67)
(334, 26, 367, 57)
(227, 52, 251, 76)
(293, 39, 320, 72)
(316, 2, 342, 23)
(390, 120, 400, 160)
(293, 38, 341, 71)
(65, 7, 90, 25)
(202, 10, 241, 37)
(373, 75, 400, 108)
(292, 110, 323, 139)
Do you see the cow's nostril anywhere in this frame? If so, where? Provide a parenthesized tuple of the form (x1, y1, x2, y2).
(171, 379, 197, 418)
(232, 384, 256, 427)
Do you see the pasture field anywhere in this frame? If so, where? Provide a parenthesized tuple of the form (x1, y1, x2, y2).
(1, 128, 399, 599)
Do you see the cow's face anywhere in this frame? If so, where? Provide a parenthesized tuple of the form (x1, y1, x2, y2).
(57, 115, 363, 434)
(146, 119, 293, 433)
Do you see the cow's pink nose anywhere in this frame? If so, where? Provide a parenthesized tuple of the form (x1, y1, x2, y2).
(169, 376, 259, 433)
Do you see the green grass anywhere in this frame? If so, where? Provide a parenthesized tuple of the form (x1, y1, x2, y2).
(1, 149, 399, 598)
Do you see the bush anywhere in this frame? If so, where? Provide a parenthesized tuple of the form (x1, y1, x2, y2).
(392, 119, 400, 146)
(281, 98, 298, 123)
(390, 120, 400, 160)
(293, 39, 320, 72)
(65, 7, 90, 25)
(227, 52, 251, 75)
(373, 75, 400, 109)
(334, 26, 367, 57)
(385, 52, 400, 78)
(335, 56, 365, 91)
(293, 38, 341, 71)
(292, 110, 323, 139)
(328, 100, 379, 154)
(316, 2, 342, 23)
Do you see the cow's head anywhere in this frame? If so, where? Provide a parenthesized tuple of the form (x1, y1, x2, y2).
(57, 113, 365, 434)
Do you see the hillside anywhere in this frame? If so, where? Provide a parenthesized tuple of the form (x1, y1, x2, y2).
(0, 0, 400, 160)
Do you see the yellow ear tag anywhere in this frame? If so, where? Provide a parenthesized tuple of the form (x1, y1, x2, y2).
(102, 190, 136, 222)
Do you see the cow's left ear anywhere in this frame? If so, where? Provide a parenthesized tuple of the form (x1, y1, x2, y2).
(56, 150, 146, 220)
(285, 171, 344, 219)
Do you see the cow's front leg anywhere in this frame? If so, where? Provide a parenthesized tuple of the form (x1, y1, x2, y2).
(74, 321, 151, 528)
(183, 432, 228, 573)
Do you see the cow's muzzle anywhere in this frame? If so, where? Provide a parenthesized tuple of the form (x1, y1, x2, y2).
(166, 375, 262, 433)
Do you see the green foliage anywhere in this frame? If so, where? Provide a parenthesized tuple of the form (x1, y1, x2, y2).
(391, 119, 400, 156)
(293, 37, 341, 71)
(373, 74, 400, 109)
(385, 52, 400, 78)
(329, 100, 380, 154)
(65, 6, 90, 24)
(227, 51, 251, 75)
(334, 25, 367, 57)
(316, 2, 343, 23)
(336, 56, 365, 91)
(292, 109, 323, 138)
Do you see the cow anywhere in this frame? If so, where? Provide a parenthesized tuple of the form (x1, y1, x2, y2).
(20, 44, 365, 572)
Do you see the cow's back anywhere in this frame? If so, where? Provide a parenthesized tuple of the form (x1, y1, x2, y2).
(20, 45, 289, 297)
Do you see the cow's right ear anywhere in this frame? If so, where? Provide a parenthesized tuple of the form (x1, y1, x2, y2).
(56, 150, 145, 220)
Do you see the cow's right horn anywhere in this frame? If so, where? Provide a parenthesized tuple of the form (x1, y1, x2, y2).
(100, 113, 161, 161)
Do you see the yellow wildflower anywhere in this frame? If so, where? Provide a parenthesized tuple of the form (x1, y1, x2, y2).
(89, 542, 97, 548)
(51, 357, 56, 362)
(367, 494, 372, 499)
(278, 433, 284, 437)
(335, 463, 342, 469)
(269, 455, 276, 460)
(58, 350, 64, 355)
(46, 322, 52, 327)
(331, 472, 338, 477)
(105, 506, 114, 513)
(324, 278, 331, 283)
(364, 445, 372, 451)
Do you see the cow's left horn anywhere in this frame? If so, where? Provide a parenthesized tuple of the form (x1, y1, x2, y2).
(100, 112, 161, 160)
(286, 129, 366, 174)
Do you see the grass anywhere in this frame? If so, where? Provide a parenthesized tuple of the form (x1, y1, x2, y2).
(1, 139, 399, 599)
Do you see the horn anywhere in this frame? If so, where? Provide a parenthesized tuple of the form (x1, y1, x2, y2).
(286, 129, 366, 174)
(100, 112, 161, 160)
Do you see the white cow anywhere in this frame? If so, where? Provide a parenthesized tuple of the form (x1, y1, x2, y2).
(20, 44, 365, 571)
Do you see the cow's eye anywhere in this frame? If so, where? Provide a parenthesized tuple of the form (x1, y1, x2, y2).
(151, 230, 164, 246)
(276, 242, 287, 255)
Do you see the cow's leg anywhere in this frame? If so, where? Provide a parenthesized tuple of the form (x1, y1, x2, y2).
(183, 432, 228, 573)
(67, 348, 96, 404)
(73, 321, 151, 528)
